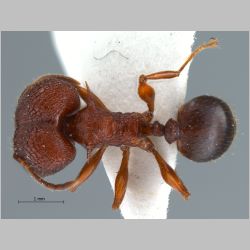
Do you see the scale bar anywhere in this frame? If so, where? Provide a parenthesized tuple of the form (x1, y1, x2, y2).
(18, 200, 64, 204)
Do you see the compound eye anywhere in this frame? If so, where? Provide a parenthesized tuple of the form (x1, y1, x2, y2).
(177, 95, 236, 162)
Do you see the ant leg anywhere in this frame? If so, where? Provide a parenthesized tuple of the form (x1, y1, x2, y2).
(138, 74, 155, 113)
(112, 146, 130, 209)
(135, 137, 190, 200)
(68, 146, 107, 192)
(138, 38, 218, 113)
(15, 146, 106, 191)
(151, 147, 190, 200)
(145, 38, 218, 80)
(15, 156, 74, 190)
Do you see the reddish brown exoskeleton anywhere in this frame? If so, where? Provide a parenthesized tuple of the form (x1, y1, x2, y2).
(13, 38, 236, 209)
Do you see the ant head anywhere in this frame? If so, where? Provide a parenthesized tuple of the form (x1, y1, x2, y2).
(14, 75, 80, 177)
(174, 96, 236, 162)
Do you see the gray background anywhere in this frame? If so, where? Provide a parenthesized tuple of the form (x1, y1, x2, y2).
(1, 1, 250, 249)
(1, 31, 249, 219)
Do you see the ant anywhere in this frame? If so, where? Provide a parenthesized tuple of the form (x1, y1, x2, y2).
(13, 38, 236, 209)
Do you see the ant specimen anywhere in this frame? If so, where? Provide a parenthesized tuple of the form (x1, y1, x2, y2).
(13, 38, 236, 209)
